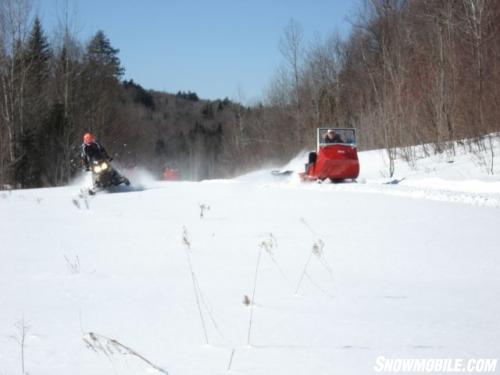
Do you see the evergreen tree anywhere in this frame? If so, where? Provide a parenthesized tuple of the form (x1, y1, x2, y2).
(82, 30, 124, 136)
(25, 17, 51, 91)
(85, 30, 124, 79)
(11, 17, 52, 187)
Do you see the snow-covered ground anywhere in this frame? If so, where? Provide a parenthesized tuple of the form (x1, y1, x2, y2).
(1, 142, 499, 375)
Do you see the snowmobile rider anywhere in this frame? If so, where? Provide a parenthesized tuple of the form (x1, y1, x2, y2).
(81, 132, 111, 171)
(324, 129, 344, 144)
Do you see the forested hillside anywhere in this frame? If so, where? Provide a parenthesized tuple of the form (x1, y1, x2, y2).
(1, 0, 499, 188)
(267, 0, 500, 176)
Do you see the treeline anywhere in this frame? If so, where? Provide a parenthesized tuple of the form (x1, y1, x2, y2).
(115, 85, 277, 181)
(0, 1, 277, 187)
(0, 0, 126, 187)
(1, 0, 499, 188)
(266, 0, 500, 175)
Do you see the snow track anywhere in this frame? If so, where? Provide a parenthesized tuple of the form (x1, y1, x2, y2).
(274, 178, 500, 208)
(354, 181, 500, 208)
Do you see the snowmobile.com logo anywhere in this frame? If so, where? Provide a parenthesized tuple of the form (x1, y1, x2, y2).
(373, 356, 497, 373)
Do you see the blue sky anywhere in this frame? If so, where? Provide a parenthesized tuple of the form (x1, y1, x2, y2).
(37, 0, 357, 103)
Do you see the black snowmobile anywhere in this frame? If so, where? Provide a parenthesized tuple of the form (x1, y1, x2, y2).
(88, 157, 130, 194)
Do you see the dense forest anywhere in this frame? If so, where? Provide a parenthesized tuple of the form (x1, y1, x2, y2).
(1, 0, 499, 188)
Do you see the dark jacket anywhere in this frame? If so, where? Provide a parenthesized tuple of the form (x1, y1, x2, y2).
(324, 134, 344, 143)
(81, 141, 110, 169)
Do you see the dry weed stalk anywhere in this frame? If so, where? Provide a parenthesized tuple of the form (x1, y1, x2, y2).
(83, 332, 169, 374)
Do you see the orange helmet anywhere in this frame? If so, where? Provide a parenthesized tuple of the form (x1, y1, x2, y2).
(83, 132, 95, 144)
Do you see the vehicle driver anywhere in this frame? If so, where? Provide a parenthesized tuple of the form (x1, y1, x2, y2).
(81, 133, 111, 171)
(324, 129, 344, 143)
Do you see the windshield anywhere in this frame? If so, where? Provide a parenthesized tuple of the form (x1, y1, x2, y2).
(318, 128, 356, 145)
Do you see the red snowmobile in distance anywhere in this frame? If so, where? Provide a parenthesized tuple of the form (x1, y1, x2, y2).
(163, 166, 179, 181)
(299, 128, 360, 182)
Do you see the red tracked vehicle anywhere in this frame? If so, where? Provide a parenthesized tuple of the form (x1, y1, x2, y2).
(299, 128, 360, 182)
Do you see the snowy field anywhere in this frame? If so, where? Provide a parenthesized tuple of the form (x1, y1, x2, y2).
(1, 142, 500, 375)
